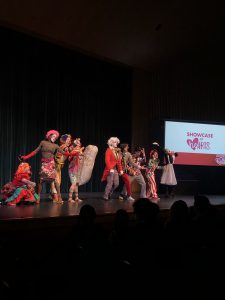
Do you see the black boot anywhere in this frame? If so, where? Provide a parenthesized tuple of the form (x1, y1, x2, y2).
(168, 186, 175, 198)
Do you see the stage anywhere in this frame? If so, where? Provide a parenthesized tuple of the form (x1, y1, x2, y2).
(0, 193, 225, 221)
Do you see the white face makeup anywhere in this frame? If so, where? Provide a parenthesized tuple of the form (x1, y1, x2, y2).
(50, 134, 57, 142)
(153, 152, 158, 159)
(112, 141, 118, 148)
(65, 136, 71, 146)
(74, 139, 81, 147)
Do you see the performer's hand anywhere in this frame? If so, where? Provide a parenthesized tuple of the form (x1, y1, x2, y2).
(18, 155, 25, 161)
(28, 185, 35, 193)
(120, 170, 124, 175)
(65, 151, 79, 157)
(110, 169, 115, 173)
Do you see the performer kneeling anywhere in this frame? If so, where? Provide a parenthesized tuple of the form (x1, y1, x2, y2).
(1, 162, 39, 205)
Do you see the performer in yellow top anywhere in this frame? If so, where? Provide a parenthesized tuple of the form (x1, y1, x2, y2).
(51, 133, 72, 196)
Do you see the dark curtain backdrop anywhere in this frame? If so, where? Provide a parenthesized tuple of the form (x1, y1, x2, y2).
(0, 27, 132, 193)
(132, 64, 225, 195)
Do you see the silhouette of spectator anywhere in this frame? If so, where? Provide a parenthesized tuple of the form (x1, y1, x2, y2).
(68, 204, 108, 277)
(108, 209, 133, 272)
(108, 209, 130, 246)
(190, 195, 221, 271)
(130, 198, 162, 271)
(164, 200, 190, 268)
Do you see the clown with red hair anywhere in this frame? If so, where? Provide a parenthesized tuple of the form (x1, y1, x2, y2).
(1, 162, 39, 205)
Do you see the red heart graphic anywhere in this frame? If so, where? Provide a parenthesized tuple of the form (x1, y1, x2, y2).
(187, 138, 199, 150)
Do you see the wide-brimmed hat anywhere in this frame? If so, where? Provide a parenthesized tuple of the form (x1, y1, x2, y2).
(46, 130, 60, 140)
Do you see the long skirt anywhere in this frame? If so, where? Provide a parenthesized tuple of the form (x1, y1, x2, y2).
(160, 164, 177, 186)
(5, 186, 38, 205)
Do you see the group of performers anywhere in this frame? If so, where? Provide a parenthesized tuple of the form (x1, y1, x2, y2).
(101, 137, 178, 203)
(0, 131, 177, 206)
(1, 130, 86, 205)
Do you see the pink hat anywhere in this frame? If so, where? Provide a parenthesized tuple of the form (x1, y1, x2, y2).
(46, 130, 60, 140)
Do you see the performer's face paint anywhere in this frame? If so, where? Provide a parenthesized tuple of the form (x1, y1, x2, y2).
(112, 141, 118, 148)
(50, 134, 57, 142)
(153, 152, 158, 159)
(74, 138, 81, 147)
(65, 136, 72, 146)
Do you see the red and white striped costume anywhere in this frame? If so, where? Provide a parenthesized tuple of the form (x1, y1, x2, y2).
(146, 150, 160, 201)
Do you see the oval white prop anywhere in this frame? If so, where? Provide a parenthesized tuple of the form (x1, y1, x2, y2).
(79, 145, 98, 186)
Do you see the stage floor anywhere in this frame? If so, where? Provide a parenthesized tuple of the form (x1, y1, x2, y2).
(0, 193, 225, 221)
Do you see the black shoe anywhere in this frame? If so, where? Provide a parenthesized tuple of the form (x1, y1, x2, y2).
(118, 194, 124, 200)
(119, 193, 127, 200)
(108, 191, 113, 199)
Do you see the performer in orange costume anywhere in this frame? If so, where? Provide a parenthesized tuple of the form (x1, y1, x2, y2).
(1, 162, 39, 205)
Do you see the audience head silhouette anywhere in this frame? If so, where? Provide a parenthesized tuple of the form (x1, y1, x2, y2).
(79, 204, 96, 226)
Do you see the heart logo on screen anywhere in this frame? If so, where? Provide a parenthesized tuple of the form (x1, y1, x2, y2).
(187, 138, 199, 150)
(215, 155, 225, 165)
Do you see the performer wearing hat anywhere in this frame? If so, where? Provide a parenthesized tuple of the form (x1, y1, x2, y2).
(160, 148, 178, 198)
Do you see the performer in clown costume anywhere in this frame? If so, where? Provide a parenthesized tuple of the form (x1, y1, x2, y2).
(145, 149, 161, 202)
(1, 162, 39, 205)
(68, 138, 85, 203)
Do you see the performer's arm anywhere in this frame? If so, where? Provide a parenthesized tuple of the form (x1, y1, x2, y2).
(21, 178, 36, 187)
(57, 144, 80, 157)
(128, 153, 141, 169)
(105, 149, 113, 170)
(141, 148, 146, 164)
(20, 142, 42, 160)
